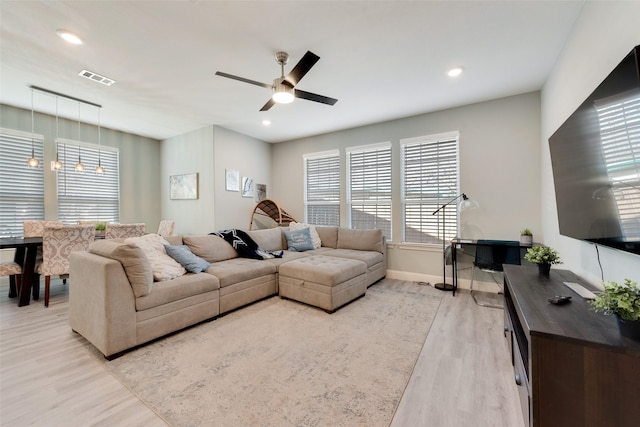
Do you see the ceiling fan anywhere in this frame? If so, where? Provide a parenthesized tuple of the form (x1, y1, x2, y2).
(215, 51, 338, 111)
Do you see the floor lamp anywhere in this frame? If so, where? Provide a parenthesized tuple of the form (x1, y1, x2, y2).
(432, 193, 468, 291)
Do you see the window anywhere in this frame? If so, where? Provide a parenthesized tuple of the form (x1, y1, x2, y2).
(56, 140, 120, 224)
(0, 128, 44, 237)
(304, 150, 340, 226)
(401, 132, 460, 244)
(596, 89, 640, 239)
(347, 142, 392, 240)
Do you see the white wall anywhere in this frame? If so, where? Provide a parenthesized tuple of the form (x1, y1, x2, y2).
(541, 1, 640, 286)
(271, 92, 542, 281)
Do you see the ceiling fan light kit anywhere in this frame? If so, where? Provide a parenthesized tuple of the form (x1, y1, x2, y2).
(216, 50, 337, 111)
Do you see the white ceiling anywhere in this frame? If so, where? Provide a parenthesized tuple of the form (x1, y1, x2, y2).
(0, 1, 585, 143)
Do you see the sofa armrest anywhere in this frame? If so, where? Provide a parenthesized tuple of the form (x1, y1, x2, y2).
(69, 251, 137, 358)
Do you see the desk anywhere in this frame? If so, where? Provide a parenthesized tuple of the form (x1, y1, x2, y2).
(450, 239, 532, 295)
(0, 237, 42, 306)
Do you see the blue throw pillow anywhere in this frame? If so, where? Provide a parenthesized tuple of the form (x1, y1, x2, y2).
(284, 227, 315, 252)
(165, 245, 211, 273)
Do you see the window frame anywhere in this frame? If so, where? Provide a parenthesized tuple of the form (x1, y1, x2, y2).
(346, 141, 392, 240)
(0, 128, 44, 237)
(400, 131, 460, 245)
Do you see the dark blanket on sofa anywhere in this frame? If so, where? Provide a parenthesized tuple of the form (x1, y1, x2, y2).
(212, 229, 284, 260)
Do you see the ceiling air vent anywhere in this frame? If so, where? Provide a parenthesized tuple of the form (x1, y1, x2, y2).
(78, 69, 115, 86)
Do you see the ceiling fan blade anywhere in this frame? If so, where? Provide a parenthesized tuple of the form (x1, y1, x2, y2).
(294, 89, 338, 106)
(215, 71, 272, 89)
(285, 51, 320, 87)
(260, 98, 276, 111)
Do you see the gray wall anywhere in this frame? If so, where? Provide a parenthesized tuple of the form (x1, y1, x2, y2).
(541, 1, 640, 286)
(0, 103, 161, 231)
(160, 124, 271, 234)
(271, 92, 542, 282)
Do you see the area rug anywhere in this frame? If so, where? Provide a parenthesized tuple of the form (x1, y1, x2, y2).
(105, 279, 444, 427)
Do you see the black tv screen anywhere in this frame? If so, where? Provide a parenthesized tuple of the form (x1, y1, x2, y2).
(549, 45, 640, 256)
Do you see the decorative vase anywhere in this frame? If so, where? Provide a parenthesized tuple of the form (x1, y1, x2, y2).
(537, 262, 551, 276)
(615, 315, 640, 341)
(520, 235, 533, 246)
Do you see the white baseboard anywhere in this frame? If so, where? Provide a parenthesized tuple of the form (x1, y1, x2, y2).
(385, 269, 501, 294)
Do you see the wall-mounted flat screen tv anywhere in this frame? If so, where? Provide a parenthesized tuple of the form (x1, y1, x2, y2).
(549, 45, 640, 256)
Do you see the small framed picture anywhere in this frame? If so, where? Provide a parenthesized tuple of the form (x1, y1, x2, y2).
(226, 169, 239, 192)
(242, 176, 254, 198)
(255, 183, 267, 202)
(170, 173, 198, 200)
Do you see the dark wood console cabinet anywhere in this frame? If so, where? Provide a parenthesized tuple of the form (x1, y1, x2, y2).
(503, 265, 640, 427)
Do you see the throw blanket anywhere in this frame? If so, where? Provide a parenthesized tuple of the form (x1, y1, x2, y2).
(212, 229, 283, 260)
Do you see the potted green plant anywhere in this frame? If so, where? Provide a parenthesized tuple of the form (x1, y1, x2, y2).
(524, 245, 562, 276)
(590, 279, 640, 340)
(95, 221, 107, 232)
(520, 228, 533, 246)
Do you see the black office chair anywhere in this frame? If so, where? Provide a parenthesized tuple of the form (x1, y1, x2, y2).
(470, 240, 521, 308)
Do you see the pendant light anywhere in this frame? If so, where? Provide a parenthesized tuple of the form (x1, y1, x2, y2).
(95, 106, 104, 175)
(75, 103, 84, 172)
(51, 96, 63, 171)
(26, 88, 40, 168)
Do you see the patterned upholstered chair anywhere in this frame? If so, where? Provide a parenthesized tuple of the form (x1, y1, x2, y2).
(157, 220, 175, 237)
(23, 220, 63, 299)
(36, 225, 95, 307)
(0, 262, 22, 295)
(105, 223, 146, 239)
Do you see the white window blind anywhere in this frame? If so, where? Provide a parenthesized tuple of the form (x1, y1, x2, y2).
(304, 150, 340, 226)
(0, 129, 44, 237)
(347, 143, 392, 240)
(56, 140, 120, 224)
(596, 89, 640, 239)
(401, 133, 460, 244)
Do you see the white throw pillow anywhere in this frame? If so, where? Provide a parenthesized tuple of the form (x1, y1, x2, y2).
(125, 234, 186, 281)
(289, 222, 321, 249)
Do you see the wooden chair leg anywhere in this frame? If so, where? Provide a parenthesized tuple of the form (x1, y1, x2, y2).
(32, 273, 40, 300)
(44, 275, 50, 308)
(8, 276, 17, 298)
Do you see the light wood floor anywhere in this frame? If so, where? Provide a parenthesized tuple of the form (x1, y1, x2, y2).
(0, 278, 523, 427)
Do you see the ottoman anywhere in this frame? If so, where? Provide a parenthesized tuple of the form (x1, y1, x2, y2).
(278, 255, 367, 312)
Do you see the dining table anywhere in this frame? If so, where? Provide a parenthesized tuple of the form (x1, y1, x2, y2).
(0, 236, 42, 306)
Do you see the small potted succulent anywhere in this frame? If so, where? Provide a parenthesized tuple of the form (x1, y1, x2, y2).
(590, 279, 640, 340)
(524, 245, 562, 276)
(520, 228, 533, 246)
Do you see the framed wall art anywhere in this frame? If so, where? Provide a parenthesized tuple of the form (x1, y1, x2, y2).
(225, 169, 240, 192)
(242, 176, 254, 198)
(255, 183, 267, 202)
(170, 173, 199, 200)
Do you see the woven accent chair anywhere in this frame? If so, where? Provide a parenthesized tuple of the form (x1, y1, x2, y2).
(36, 225, 95, 307)
(0, 262, 22, 295)
(105, 223, 146, 239)
(157, 220, 175, 237)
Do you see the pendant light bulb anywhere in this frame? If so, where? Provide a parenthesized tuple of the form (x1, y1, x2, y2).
(27, 88, 40, 168)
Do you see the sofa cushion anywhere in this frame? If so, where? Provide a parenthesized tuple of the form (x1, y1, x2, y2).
(183, 234, 237, 262)
(164, 235, 183, 246)
(284, 228, 315, 252)
(315, 226, 338, 248)
(246, 227, 284, 251)
(135, 273, 220, 311)
(289, 222, 321, 249)
(324, 249, 385, 268)
(88, 239, 153, 297)
(126, 234, 186, 281)
(165, 244, 211, 273)
(337, 228, 384, 253)
(205, 258, 276, 288)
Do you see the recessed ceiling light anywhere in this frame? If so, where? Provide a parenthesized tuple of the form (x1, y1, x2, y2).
(262, 120, 271, 126)
(447, 67, 464, 78)
(56, 29, 83, 45)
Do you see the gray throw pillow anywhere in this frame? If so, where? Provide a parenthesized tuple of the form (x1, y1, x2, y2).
(284, 227, 315, 252)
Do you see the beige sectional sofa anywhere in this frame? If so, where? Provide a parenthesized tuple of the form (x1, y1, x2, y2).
(69, 226, 386, 359)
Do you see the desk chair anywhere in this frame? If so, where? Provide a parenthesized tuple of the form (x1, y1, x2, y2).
(470, 240, 521, 308)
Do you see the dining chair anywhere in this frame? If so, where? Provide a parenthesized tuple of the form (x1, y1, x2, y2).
(157, 220, 175, 237)
(105, 223, 146, 239)
(36, 225, 95, 307)
(0, 262, 22, 295)
(23, 220, 63, 299)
